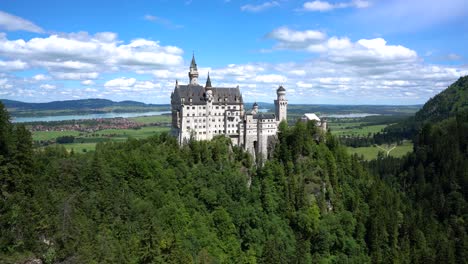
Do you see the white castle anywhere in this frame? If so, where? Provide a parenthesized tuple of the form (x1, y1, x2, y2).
(171, 55, 287, 160)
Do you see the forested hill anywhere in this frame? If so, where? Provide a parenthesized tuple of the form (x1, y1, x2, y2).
(381, 75, 468, 141)
(415, 75, 468, 123)
(1, 100, 466, 263)
(0, 98, 170, 116)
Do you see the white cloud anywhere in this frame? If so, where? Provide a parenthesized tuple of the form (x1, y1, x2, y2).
(0, 59, 28, 71)
(241, 1, 279, 12)
(0, 11, 44, 33)
(104, 77, 136, 87)
(81, 80, 95, 86)
(267, 27, 326, 43)
(0, 32, 184, 80)
(255, 74, 287, 83)
(32, 74, 50, 81)
(266, 27, 418, 66)
(302, 0, 370, 12)
(134, 81, 160, 90)
(40, 84, 56, 90)
(52, 72, 99, 80)
(303, 1, 334, 11)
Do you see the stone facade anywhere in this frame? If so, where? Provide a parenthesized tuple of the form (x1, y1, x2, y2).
(171, 55, 287, 160)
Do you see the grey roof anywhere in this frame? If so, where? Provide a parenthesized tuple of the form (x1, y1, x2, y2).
(172, 84, 243, 105)
(253, 113, 276, 120)
(277, 85, 286, 92)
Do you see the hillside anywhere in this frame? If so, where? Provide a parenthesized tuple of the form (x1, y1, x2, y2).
(380, 76, 468, 142)
(415, 75, 468, 123)
(0, 99, 170, 117)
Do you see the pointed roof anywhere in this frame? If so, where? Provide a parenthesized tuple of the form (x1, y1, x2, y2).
(190, 53, 197, 70)
(277, 85, 286, 92)
(205, 72, 212, 88)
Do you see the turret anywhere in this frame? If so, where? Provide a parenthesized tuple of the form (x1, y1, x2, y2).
(320, 118, 327, 132)
(252, 102, 259, 114)
(204, 72, 213, 102)
(275, 85, 287, 122)
(188, 53, 199, 85)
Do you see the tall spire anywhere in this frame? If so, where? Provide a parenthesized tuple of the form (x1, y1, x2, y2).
(190, 52, 197, 70)
(188, 52, 199, 85)
(205, 72, 212, 88)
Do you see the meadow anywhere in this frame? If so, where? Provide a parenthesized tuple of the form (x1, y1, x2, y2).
(326, 116, 413, 159)
(347, 141, 413, 160)
(33, 124, 171, 152)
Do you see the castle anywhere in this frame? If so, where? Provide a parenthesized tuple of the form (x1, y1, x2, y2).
(171, 55, 287, 160)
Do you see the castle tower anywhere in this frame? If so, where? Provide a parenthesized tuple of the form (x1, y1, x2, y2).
(321, 118, 327, 132)
(188, 53, 199, 85)
(204, 72, 214, 139)
(274, 85, 287, 122)
(252, 102, 259, 114)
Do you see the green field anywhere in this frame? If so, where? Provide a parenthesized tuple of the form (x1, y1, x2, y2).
(347, 141, 413, 160)
(32, 123, 171, 152)
(129, 114, 171, 124)
(32, 130, 82, 141)
(330, 123, 388, 136)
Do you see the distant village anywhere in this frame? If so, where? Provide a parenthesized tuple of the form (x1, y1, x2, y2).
(28, 117, 168, 133)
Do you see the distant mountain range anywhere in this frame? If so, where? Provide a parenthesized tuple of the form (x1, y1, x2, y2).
(0, 99, 170, 117)
(1, 98, 168, 111)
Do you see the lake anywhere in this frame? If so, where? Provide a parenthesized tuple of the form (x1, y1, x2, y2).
(12, 111, 172, 123)
(322, 113, 380, 118)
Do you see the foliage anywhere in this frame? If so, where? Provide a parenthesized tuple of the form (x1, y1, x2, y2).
(0, 98, 466, 263)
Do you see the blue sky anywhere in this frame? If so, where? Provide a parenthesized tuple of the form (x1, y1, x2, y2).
(0, 0, 467, 104)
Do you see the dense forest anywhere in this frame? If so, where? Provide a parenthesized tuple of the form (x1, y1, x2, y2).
(0, 78, 467, 263)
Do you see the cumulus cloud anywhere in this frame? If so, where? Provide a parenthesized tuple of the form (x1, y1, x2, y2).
(0, 32, 183, 82)
(302, 0, 370, 12)
(0, 11, 44, 33)
(266, 27, 326, 50)
(0, 59, 28, 71)
(241, 1, 279, 12)
(266, 27, 418, 66)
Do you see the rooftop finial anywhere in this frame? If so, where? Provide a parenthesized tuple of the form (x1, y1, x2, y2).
(205, 72, 212, 88)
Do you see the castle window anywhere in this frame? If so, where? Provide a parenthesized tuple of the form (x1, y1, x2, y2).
(192, 106, 195, 109)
